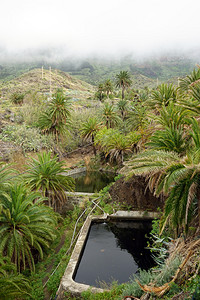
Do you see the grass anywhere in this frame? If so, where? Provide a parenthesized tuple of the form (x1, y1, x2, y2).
(24, 206, 83, 300)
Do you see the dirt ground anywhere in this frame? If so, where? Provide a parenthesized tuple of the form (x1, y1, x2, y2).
(5, 144, 95, 171)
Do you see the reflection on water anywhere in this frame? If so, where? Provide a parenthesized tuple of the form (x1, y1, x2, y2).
(71, 171, 116, 193)
(73, 220, 155, 287)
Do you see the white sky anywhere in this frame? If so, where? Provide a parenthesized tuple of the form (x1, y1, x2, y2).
(1, 0, 200, 58)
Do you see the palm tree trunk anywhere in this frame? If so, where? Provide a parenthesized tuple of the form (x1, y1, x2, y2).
(92, 135, 96, 156)
(122, 87, 125, 99)
(198, 187, 200, 228)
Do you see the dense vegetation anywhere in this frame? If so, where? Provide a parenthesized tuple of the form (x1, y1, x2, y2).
(0, 64, 200, 299)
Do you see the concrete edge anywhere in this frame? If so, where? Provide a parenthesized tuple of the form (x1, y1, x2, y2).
(57, 210, 160, 298)
(58, 215, 107, 296)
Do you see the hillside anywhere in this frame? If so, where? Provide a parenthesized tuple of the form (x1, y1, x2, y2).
(57, 56, 196, 87)
(0, 68, 94, 101)
(0, 55, 196, 90)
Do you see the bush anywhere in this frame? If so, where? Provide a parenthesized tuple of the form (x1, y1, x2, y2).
(0, 124, 54, 151)
(10, 92, 25, 105)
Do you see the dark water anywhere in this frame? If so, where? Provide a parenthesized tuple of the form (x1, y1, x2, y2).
(71, 171, 116, 193)
(73, 220, 155, 287)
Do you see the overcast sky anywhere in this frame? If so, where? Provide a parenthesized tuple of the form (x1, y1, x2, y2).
(1, 0, 200, 59)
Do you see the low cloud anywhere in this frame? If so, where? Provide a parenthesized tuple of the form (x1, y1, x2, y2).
(1, 0, 200, 61)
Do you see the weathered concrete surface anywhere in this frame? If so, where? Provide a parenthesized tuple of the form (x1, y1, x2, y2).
(56, 215, 106, 299)
(110, 210, 160, 220)
(62, 167, 87, 176)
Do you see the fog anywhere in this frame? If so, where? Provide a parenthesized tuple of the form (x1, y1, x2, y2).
(1, 0, 200, 62)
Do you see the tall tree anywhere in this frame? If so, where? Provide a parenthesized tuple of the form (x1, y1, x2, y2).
(115, 71, 132, 100)
(102, 103, 121, 129)
(104, 79, 113, 98)
(81, 117, 102, 155)
(96, 83, 105, 101)
(24, 152, 74, 211)
(126, 119, 200, 234)
(38, 89, 72, 142)
(117, 99, 129, 121)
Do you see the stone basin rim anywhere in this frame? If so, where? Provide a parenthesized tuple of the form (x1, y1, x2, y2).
(57, 210, 160, 297)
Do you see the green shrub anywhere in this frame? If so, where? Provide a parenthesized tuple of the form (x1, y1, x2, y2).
(10, 92, 25, 105)
(0, 124, 54, 151)
(121, 256, 181, 298)
(81, 282, 124, 300)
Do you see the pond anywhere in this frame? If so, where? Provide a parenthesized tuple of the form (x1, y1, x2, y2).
(70, 171, 116, 193)
(73, 220, 155, 287)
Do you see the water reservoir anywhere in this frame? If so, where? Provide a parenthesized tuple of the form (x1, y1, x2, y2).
(71, 171, 116, 193)
(73, 220, 154, 287)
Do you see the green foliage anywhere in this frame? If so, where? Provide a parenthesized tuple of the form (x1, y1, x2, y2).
(0, 162, 15, 192)
(10, 92, 25, 105)
(128, 144, 200, 233)
(152, 101, 191, 128)
(185, 275, 200, 299)
(21, 92, 47, 126)
(115, 70, 132, 99)
(147, 218, 170, 265)
(38, 89, 72, 141)
(149, 83, 178, 109)
(95, 127, 137, 164)
(102, 102, 121, 129)
(121, 256, 181, 298)
(24, 151, 75, 211)
(0, 184, 57, 272)
(0, 256, 31, 300)
(116, 99, 129, 120)
(126, 102, 149, 131)
(81, 282, 124, 300)
(147, 125, 188, 154)
(0, 124, 53, 152)
(81, 117, 102, 142)
(179, 67, 200, 92)
(104, 79, 113, 98)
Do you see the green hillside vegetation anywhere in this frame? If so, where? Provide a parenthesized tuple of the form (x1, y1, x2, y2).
(0, 65, 200, 299)
(0, 68, 94, 101)
(63, 56, 195, 87)
(0, 55, 196, 89)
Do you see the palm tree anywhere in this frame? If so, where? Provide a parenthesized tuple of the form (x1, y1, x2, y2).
(104, 132, 132, 165)
(96, 83, 105, 101)
(104, 79, 113, 98)
(117, 99, 129, 121)
(126, 124, 200, 234)
(81, 117, 102, 155)
(115, 71, 132, 100)
(179, 67, 200, 92)
(24, 152, 75, 211)
(147, 124, 188, 155)
(0, 162, 15, 193)
(0, 184, 57, 272)
(38, 89, 72, 142)
(102, 102, 121, 129)
(0, 257, 31, 299)
(149, 84, 178, 110)
(152, 101, 191, 129)
(126, 103, 148, 131)
(95, 128, 133, 165)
